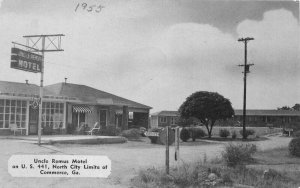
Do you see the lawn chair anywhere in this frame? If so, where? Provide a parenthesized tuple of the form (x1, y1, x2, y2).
(85, 122, 100, 135)
(10, 124, 24, 135)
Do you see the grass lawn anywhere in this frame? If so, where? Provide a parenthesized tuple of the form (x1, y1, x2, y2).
(196, 126, 282, 137)
(249, 147, 300, 183)
(122, 136, 216, 148)
(132, 144, 300, 188)
(197, 136, 269, 142)
(132, 162, 299, 188)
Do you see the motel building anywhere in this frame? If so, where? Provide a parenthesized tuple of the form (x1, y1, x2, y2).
(0, 80, 151, 135)
(150, 110, 300, 128)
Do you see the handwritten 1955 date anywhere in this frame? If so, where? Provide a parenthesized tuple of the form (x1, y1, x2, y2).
(75, 3, 105, 13)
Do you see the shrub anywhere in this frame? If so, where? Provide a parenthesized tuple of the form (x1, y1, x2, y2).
(98, 126, 121, 136)
(180, 128, 190, 142)
(219, 129, 230, 138)
(222, 143, 257, 167)
(231, 131, 237, 139)
(43, 125, 53, 135)
(66, 123, 75, 134)
(221, 173, 233, 185)
(293, 130, 300, 137)
(289, 137, 300, 157)
(140, 127, 147, 137)
(239, 129, 255, 139)
(188, 127, 206, 141)
(120, 128, 141, 140)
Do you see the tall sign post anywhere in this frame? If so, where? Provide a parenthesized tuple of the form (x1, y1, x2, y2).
(22, 34, 64, 145)
(238, 37, 254, 139)
(11, 43, 42, 138)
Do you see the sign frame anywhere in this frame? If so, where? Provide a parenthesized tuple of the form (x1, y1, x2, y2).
(11, 47, 43, 73)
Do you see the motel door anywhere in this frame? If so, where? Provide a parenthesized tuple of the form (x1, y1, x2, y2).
(99, 110, 107, 128)
(28, 106, 39, 135)
(115, 114, 122, 128)
(72, 112, 85, 128)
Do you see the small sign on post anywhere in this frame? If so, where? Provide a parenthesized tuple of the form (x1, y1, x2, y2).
(144, 131, 159, 137)
(30, 97, 41, 109)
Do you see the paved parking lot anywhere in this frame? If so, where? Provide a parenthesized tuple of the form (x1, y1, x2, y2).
(0, 135, 292, 188)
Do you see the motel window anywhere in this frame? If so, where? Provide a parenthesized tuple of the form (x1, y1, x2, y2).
(160, 117, 167, 123)
(0, 99, 27, 129)
(129, 112, 133, 120)
(248, 116, 252, 122)
(42, 102, 64, 129)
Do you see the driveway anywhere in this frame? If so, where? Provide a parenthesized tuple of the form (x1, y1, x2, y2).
(0, 135, 292, 188)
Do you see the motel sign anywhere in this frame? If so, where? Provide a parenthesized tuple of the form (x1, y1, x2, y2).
(11, 47, 42, 73)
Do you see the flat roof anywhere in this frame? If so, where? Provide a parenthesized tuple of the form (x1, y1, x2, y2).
(234, 109, 300, 116)
(151, 111, 179, 117)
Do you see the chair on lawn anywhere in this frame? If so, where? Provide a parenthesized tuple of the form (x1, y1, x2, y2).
(85, 122, 100, 135)
(9, 124, 24, 135)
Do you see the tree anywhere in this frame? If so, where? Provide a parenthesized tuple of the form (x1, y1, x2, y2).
(179, 91, 234, 138)
(292, 104, 300, 111)
(277, 106, 292, 110)
(177, 117, 201, 127)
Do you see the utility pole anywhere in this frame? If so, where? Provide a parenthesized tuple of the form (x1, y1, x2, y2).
(238, 37, 254, 139)
(23, 34, 64, 145)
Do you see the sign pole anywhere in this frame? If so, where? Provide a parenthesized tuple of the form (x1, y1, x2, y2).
(165, 126, 169, 174)
(175, 127, 179, 161)
(38, 36, 45, 146)
(21, 34, 64, 146)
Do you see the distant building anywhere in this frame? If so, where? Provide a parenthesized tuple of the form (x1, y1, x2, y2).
(150, 111, 179, 128)
(233, 109, 300, 127)
(0, 80, 151, 135)
(150, 109, 300, 128)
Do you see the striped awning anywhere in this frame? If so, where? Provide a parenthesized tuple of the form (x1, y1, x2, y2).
(73, 105, 92, 113)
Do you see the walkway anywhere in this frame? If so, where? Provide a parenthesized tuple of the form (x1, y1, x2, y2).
(1, 135, 127, 144)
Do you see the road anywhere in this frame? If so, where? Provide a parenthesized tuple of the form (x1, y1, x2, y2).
(0, 135, 292, 188)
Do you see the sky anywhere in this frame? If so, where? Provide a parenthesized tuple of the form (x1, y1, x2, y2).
(0, 0, 299, 113)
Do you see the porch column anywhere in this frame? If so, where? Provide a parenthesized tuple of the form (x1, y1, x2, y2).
(26, 100, 30, 135)
(108, 106, 116, 127)
(122, 106, 128, 130)
(77, 113, 80, 128)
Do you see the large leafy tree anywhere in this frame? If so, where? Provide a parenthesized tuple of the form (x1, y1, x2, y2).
(292, 104, 300, 111)
(277, 106, 292, 110)
(179, 91, 234, 138)
(277, 104, 300, 111)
